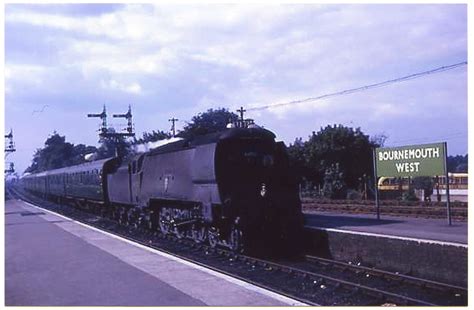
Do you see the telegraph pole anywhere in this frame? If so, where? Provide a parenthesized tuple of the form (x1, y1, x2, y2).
(237, 106, 246, 122)
(234, 106, 256, 128)
(168, 117, 178, 137)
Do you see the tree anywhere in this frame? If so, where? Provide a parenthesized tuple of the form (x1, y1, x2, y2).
(25, 132, 97, 173)
(401, 188, 419, 202)
(179, 108, 239, 139)
(412, 176, 434, 202)
(370, 134, 387, 148)
(447, 154, 468, 173)
(303, 125, 380, 190)
(287, 125, 383, 196)
(322, 163, 347, 199)
(287, 137, 307, 181)
(95, 136, 131, 160)
(71, 144, 98, 165)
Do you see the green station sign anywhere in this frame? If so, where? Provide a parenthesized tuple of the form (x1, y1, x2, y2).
(375, 142, 446, 177)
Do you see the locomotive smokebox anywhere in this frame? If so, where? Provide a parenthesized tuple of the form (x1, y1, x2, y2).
(214, 127, 304, 256)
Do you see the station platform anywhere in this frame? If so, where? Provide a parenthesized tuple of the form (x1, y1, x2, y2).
(303, 211, 467, 286)
(5, 199, 305, 306)
(304, 211, 467, 244)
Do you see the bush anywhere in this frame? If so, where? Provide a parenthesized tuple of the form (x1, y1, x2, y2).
(322, 163, 347, 199)
(346, 189, 362, 200)
(402, 189, 419, 202)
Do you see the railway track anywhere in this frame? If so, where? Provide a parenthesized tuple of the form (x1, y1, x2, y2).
(305, 255, 466, 291)
(303, 203, 467, 220)
(6, 186, 467, 306)
(301, 255, 466, 305)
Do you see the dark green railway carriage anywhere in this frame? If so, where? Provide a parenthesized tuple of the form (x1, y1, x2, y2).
(21, 158, 117, 202)
(22, 171, 48, 195)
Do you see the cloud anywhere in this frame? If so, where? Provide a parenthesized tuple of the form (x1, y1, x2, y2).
(100, 79, 142, 94)
(6, 5, 153, 41)
(64, 40, 179, 77)
(5, 4, 467, 173)
(5, 64, 49, 96)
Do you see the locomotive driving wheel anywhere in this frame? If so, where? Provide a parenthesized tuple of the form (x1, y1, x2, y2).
(159, 218, 172, 234)
(191, 224, 207, 243)
(174, 225, 186, 239)
(208, 227, 219, 248)
(159, 209, 172, 235)
(228, 225, 243, 253)
(118, 207, 127, 225)
(159, 220, 171, 235)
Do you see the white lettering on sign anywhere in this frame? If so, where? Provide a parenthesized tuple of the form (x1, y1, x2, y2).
(376, 143, 445, 177)
(395, 162, 421, 173)
(378, 147, 441, 161)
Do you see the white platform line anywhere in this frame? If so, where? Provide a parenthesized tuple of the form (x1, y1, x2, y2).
(20, 200, 309, 306)
(306, 226, 467, 248)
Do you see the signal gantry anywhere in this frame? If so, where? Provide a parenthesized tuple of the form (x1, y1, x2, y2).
(5, 129, 16, 158)
(87, 105, 135, 141)
(4, 129, 16, 175)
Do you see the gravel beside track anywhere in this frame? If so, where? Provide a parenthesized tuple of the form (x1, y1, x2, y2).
(303, 202, 467, 221)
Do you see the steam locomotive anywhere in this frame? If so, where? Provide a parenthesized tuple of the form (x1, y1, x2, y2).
(20, 122, 303, 254)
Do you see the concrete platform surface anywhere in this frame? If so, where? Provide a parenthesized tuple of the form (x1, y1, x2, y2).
(304, 211, 467, 245)
(5, 199, 305, 306)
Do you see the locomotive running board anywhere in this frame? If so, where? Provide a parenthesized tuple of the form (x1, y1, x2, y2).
(148, 198, 200, 208)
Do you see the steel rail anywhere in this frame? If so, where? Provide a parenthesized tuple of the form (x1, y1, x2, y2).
(164, 240, 438, 306)
(229, 254, 437, 306)
(305, 255, 467, 293)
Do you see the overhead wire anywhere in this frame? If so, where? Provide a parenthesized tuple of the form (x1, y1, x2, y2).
(163, 61, 467, 136)
(389, 132, 467, 145)
(246, 61, 467, 112)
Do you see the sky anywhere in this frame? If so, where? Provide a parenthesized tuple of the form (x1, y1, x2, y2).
(4, 3, 468, 174)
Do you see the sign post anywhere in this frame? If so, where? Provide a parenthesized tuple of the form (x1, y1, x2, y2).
(443, 142, 452, 225)
(372, 148, 380, 220)
(374, 142, 450, 225)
